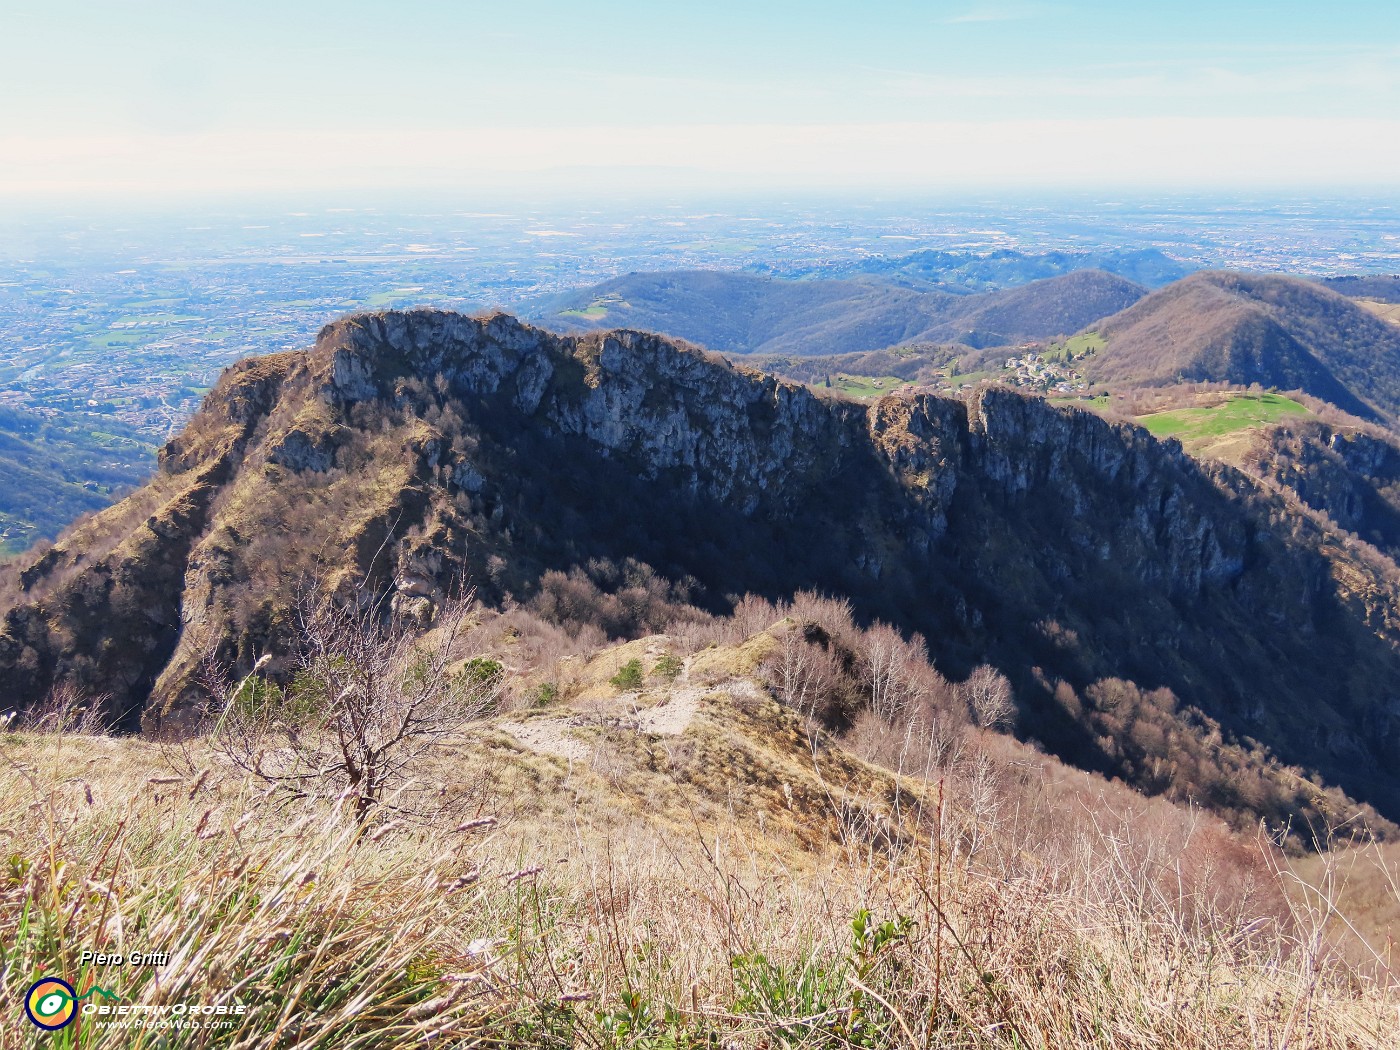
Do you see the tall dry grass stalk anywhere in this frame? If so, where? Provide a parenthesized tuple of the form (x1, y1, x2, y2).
(1, 726, 1397, 1047)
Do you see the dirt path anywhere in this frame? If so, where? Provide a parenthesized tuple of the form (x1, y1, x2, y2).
(499, 658, 762, 763)
(497, 715, 593, 763)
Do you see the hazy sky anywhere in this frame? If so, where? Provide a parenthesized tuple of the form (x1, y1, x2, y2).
(3, 1, 1398, 199)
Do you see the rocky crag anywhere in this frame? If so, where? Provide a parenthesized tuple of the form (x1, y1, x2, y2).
(4, 310, 1400, 827)
(1237, 418, 1400, 563)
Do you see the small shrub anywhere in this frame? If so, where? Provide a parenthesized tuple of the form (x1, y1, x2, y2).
(231, 675, 289, 720)
(610, 659, 644, 691)
(462, 656, 505, 686)
(532, 681, 559, 707)
(213, 588, 500, 824)
(730, 951, 845, 1041)
(18, 681, 114, 735)
(651, 653, 683, 680)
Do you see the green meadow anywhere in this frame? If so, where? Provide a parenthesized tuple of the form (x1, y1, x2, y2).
(361, 287, 426, 309)
(830, 373, 912, 398)
(1043, 330, 1106, 363)
(560, 294, 628, 322)
(1138, 392, 1310, 442)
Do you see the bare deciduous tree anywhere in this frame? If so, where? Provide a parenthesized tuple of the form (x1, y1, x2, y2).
(764, 625, 841, 720)
(956, 750, 1004, 865)
(861, 622, 930, 724)
(963, 664, 1014, 731)
(212, 586, 499, 824)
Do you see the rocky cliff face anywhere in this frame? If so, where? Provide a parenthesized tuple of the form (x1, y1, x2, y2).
(4, 310, 1400, 823)
(1240, 419, 1400, 562)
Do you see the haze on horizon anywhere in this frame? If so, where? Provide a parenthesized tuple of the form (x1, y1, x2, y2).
(2, 0, 1398, 203)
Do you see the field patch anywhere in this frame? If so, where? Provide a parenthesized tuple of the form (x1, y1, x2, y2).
(830, 373, 912, 398)
(1138, 392, 1310, 442)
(361, 287, 425, 309)
(559, 293, 629, 322)
(1357, 299, 1400, 326)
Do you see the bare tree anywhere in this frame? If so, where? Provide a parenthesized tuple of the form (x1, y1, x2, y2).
(212, 586, 500, 824)
(963, 664, 1014, 731)
(861, 622, 930, 724)
(956, 750, 1004, 865)
(764, 625, 841, 721)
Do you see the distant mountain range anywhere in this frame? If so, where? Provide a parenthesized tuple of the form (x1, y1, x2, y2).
(525, 269, 1147, 355)
(530, 265, 1400, 429)
(747, 246, 1193, 291)
(4, 258, 1399, 564)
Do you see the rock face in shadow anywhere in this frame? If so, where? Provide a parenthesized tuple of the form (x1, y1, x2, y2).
(4, 310, 1400, 826)
(1240, 419, 1400, 563)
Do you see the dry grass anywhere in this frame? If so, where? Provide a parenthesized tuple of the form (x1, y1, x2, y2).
(3, 638, 1400, 1048)
(1288, 840, 1400, 979)
(1357, 300, 1400, 327)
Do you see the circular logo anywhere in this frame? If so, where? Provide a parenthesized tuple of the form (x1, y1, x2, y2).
(25, 978, 77, 1031)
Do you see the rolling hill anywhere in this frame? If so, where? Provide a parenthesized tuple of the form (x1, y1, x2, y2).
(1084, 271, 1400, 421)
(525, 269, 1148, 356)
(527, 270, 963, 355)
(1320, 274, 1400, 302)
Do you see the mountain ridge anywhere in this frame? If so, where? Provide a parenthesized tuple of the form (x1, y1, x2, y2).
(749, 245, 1193, 290)
(526, 268, 1147, 355)
(4, 310, 1400, 833)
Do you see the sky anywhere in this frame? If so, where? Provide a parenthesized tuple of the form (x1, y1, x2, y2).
(2, 0, 1398, 200)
